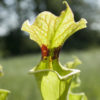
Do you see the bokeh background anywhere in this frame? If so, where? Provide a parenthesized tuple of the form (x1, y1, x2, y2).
(0, 0, 100, 100)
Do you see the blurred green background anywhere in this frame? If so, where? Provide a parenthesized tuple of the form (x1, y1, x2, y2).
(0, 0, 100, 100)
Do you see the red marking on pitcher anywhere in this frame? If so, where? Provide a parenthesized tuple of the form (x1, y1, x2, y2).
(41, 45, 48, 59)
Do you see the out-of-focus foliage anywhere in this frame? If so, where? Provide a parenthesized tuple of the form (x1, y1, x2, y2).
(0, 89, 10, 100)
(66, 57, 82, 69)
(66, 57, 87, 100)
(0, 65, 3, 76)
(0, 65, 10, 100)
(69, 93, 87, 100)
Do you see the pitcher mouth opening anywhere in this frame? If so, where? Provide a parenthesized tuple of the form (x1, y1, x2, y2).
(29, 66, 80, 80)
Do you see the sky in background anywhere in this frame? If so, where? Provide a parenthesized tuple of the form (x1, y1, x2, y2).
(84, 0, 100, 30)
(0, 0, 36, 36)
(0, 0, 100, 36)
